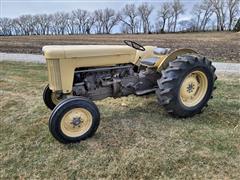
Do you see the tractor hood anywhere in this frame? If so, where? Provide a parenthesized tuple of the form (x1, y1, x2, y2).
(42, 45, 136, 59)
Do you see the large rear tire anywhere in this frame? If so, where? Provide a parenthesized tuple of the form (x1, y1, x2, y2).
(49, 97, 100, 144)
(156, 55, 217, 118)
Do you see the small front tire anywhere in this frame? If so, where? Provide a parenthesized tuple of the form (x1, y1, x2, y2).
(43, 84, 61, 110)
(49, 97, 100, 144)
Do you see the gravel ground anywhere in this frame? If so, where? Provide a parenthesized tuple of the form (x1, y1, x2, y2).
(0, 52, 239, 75)
(0, 52, 45, 63)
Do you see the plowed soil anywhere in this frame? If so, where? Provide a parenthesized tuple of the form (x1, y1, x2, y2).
(0, 32, 239, 62)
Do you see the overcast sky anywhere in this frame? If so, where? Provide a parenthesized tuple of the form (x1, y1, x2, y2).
(1, 0, 199, 19)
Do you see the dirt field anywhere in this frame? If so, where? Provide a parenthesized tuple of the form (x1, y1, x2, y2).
(0, 32, 239, 62)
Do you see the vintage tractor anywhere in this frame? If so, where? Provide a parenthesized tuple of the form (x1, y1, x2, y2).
(42, 40, 217, 143)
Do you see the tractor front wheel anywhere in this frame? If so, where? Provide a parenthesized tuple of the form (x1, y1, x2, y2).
(49, 97, 100, 143)
(156, 55, 217, 118)
(43, 84, 62, 110)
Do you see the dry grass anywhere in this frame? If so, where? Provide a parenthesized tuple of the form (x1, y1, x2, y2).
(0, 61, 240, 179)
(0, 32, 239, 63)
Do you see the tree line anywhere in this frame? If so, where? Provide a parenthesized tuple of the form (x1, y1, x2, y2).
(0, 0, 239, 36)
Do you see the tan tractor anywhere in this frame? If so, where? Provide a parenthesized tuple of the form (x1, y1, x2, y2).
(42, 40, 217, 143)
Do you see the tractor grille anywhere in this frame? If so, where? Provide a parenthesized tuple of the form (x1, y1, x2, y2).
(46, 59, 62, 91)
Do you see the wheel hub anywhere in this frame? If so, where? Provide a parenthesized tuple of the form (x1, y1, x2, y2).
(187, 83, 195, 93)
(180, 71, 208, 107)
(71, 117, 82, 127)
(60, 108, 93, 137)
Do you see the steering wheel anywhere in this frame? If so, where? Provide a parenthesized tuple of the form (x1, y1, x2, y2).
(124, 40, 145, 51)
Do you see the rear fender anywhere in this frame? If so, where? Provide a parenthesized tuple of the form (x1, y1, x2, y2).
(157, 49, 198, 71)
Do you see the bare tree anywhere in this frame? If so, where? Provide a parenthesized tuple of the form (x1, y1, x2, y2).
(120, 4, 139, 34)
(191, 3, 203, 31)
(66, 12, 76, 35)
(154, 20, 163, 33)
(172, 0, 184, 32)
(11, 18, 21, 35)
(199, 0, 214, 31)
(166, 7, 175, 32)
(85, 15, 95, 34)
(157, 2, 171, 32)
(210, 0, 227, 31)
(94, 9, 104, 33)
(32, 15, 41, 35)
(192, 0, 214, 31)
(93, 8, 119, 34)
(15, 15, 37, 35)
(72, 9, 89, 34)
(15, 16, 25, 35)
(0, 18, 13, 35)
(102, 8, 120, 34)
(138, 3, 154, 33)
(34, 14, 52, 35)
(51, 12, 69, 35)
(227, 0, 240, 30)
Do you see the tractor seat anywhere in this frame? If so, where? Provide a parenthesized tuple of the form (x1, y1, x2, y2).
(140, 57, 159, 66)
(153, 48, 170, 55)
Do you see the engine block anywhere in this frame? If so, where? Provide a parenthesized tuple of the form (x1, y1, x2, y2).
(72, 65, 160, 100)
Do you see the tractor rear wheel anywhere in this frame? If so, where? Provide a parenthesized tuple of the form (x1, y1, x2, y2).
(49, 97, 100, 143)
(156, 55, 217, 118)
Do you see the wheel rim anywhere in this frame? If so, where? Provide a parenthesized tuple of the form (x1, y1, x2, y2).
(60, 108, 93, 137)
(180, 70, 208, 107)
